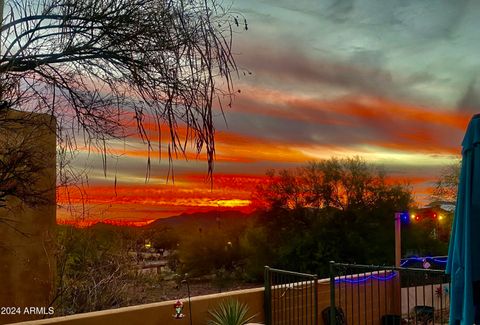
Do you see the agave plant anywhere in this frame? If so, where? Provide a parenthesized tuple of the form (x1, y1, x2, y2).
(207, 299, 257, 325)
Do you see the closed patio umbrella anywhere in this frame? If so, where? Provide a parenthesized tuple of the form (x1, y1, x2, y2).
(446, 113, 480, 325)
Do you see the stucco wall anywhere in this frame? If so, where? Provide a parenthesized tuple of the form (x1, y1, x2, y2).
(0, 110, 56, 324)
(5, 276, 398, 325)
(7, 288, 265, 325)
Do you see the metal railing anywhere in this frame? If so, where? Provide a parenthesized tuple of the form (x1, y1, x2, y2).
(264, 266, 318, 325)
(329, 262, 451, 325)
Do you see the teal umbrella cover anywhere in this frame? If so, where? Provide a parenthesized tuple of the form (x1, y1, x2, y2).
(446, 113, 480, 325)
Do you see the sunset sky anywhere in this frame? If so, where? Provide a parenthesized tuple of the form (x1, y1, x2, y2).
(58, 0, 480, 224)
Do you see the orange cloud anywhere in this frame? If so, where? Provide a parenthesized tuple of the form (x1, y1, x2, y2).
(233, 86, 469, 154)
(76, 87, 468, 170)
(60, 84, 469, 221)
(56, 173, 262, 222)
(77, 126, 311, 164)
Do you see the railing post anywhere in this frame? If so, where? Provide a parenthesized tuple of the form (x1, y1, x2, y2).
(314, 275, 318, 325)
(264, 266, 272, 325)
(330, 261, 336, 325)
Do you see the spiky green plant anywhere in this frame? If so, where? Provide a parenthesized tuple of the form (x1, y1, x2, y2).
(207, 299, 257, 325)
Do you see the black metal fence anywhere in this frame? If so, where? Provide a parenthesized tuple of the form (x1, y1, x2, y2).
(264, 266, 319, 325)
(329, 262, 451, 325)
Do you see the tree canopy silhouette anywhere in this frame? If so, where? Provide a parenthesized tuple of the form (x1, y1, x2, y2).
(245, 157, 414, 276)
(430, 161, 460, 204)
(0, 0, 246, 179)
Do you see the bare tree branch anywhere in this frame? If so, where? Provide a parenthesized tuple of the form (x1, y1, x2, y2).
(1, 0, 246, 186)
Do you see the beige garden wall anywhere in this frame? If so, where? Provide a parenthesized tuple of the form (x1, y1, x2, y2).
(0, 110, 57, 325)
(7, 288, 265, 325)
(5, 273, 405, 325)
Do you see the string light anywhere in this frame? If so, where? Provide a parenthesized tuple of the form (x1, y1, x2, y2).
(335, 272, 397, 284)
(432, 257, 448, 264)
(402, 210, 445, 223)
(400, 256, 447, 267)
(335, 257, 447, 285)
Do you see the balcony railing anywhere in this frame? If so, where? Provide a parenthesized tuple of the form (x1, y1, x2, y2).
(264, 266, 318, 325)
(329, 262, 450, 325)
(7, 262, 450, 325)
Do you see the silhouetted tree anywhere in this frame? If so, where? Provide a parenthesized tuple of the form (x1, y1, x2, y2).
(253, 157, 411, 212)
(246, 157, 414, 277)
(0, 110, 56, 231)
(1, 0, 246, 179)
(0, 130, 48, 208)
(430, 161, 460, 204)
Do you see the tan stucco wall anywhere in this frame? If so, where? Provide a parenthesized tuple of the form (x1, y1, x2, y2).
(7, 287, 265, 325)
(0, 110, 56, 324)
(5, 276, 397, 325)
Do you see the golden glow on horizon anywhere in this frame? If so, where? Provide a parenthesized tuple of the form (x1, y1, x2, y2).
(56, 174, 259, 222)
(57, 218, 157, 228)
(216, 199, 251, 207)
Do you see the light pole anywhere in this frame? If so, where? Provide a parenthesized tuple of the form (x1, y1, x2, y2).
(394, 212, 403, 315)
(394, 212, 402, 268)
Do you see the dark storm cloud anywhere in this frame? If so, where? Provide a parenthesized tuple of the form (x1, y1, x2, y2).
(235, 0, 480, 109)
(236, 39, 445, 108)
(457, 79, 480, 114)
(245, 49, 378, 96)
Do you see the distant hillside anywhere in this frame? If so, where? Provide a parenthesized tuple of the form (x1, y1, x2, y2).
(57, 209, 257, 233)
(146, 210, 255, 230)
